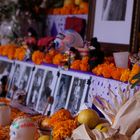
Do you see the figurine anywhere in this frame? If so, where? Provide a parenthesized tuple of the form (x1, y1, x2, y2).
(88, 37, 104, 71)
(54, 29, 83, 53)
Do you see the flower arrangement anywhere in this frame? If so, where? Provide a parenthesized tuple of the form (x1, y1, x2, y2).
(32, 50, 45, 65)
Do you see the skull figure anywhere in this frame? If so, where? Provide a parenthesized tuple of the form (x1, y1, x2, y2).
(10, 117, 36, 140)
(54, 29, 83, 53)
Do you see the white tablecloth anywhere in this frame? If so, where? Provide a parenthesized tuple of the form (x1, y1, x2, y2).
(87, 74, 139, 107)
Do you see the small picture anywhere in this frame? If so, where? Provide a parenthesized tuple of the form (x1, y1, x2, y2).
(0, 57, 13, 78)
(7, 61, 34, 102)
(66, 77, 87, 115)
(35, 66, 58, 114)
(51, 73, 72, 114)
(26, 66, 45, 110)
(0, 56, 14, 97)
(65, 72, 90, 115)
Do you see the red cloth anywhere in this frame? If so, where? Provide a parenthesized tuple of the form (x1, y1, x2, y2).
(65, 17, 86, 38)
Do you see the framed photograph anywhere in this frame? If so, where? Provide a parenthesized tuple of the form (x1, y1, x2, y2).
(51, 70, 91, 115)
(93, 0, 134, 44)
(26, 65, 45, 110)
(7, 61, 34, 102)
(66, 73, 91, 115)
(51, 71, 72, 114)
(0, 56, 14, 79)
(0, 56, 14, 97)
(35, 65, 58, 115)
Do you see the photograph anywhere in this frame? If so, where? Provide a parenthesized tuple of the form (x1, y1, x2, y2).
(93, 0, 134, 44)
(0, 56, 14, 97)
(67, 78, 87, 115)
(7, 61, 34, 102)
(26, 67, 45, 110)
(35, 67, 58, 114)
(52, 74, 72, 113)
(102, 0, 127, 21)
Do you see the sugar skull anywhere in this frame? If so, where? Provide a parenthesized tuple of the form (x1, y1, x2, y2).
(10, 117, 36, 140)
(54, 29, 83, 53)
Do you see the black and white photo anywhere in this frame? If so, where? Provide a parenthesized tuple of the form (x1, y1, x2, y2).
(52, 74, 72, 113)
(67, 78, 86, 115)
(26, 67, 45, 110)
(0, 57, 14, 97)
(93, 0, 134, 44)
(36, 67, 58, 114)
(102, 0, 127, 21)
(7, 61, 34, 102)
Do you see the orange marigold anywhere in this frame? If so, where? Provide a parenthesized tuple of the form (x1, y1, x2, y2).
(52, 119, 77, 140)
(48, 109, 72, 128)
(111, 68, 124, 80)
(70, 60, 81, 70)
(120, 69, 131, 82)
(129, 63, 140, 83)
(53, 53, 64, 65)
(32, 51, 45, 65)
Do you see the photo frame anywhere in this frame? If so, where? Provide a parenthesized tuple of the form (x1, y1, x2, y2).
(26, 65, 45, 110)
(7, 61, 34, 103)
(93, 0, 134, 44)
(86, 0, 140, 53)
(0, 56, 14, 97)
(35, 65, 58, 115)
(51, 70, 91, 115)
